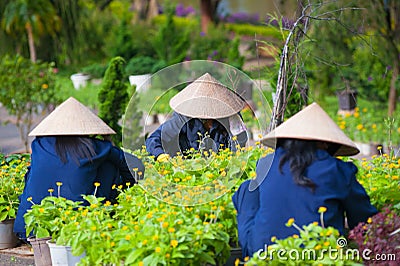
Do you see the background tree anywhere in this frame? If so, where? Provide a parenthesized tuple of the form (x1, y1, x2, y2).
(0, 55, 60, 151)
(200, 0, 220, 33)
(1, 0, 60, 62)
(98, 56, 129, 147)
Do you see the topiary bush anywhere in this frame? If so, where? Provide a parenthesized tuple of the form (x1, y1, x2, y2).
(98, 56, 129, 146)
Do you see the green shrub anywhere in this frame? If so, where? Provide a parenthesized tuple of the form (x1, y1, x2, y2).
(125, 56, 164, 76)
(98, 56, 129, 146)
(224, 23, 283, 39)
(81, 63, 108, 79)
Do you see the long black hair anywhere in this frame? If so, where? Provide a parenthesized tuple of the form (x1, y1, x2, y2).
(278, 139, 318, 192)
(55, 136, 96, 165)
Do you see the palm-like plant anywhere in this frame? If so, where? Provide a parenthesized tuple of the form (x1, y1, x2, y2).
(1, 0, 60, 62)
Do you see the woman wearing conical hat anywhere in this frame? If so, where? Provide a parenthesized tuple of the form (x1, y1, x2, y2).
(146, 73, 248, 161)
(232, 103, 377, 258)
(14, 97, 144, 241)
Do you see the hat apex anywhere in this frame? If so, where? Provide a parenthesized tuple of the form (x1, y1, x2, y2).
(169, 73, 246, 119)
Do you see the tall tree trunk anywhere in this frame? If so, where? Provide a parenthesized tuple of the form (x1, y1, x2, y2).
(200, 0, 213, 34)
(388, 59, 399, 116)
(26, 23, 36, 62)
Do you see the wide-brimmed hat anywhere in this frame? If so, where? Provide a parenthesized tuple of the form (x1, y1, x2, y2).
(261, 102, 359, 156)
(169, 73, 246, 119)
(29, 97, 116, 136)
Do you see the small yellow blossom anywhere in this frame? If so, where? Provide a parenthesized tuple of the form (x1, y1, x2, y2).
(318, 206, 327, 213)
(170, 239, 178, 248)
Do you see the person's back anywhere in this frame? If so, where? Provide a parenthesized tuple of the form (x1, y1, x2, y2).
(14, 97, 144, 240)
(233, 103, 378, 258)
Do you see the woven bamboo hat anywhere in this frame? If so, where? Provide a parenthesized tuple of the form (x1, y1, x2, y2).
(29, 97, 116, 136)
(262, 102, 359, 156)
(169, 73, 246, 119)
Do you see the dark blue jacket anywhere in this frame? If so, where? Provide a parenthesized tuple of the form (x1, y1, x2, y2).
(145, 112, 248, 158)
(14, 136, 144, 238)
(232, 147, 377, 257)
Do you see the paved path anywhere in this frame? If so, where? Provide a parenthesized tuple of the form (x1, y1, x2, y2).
(0, 106, 38, 154)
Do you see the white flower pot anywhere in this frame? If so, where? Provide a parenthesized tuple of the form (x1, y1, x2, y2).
(129, 74, 151, 92)
(70, 73, 90, 90)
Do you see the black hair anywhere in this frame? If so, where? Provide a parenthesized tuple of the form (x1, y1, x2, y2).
(278, 139, 317, 192)
(55, 136, 96, 165)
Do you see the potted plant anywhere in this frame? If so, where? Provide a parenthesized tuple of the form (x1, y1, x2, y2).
(70, 73, 91, 90)
(125, 56, 163, 92)
(24, 189, 83, 266)
(0, 153, 30, 249)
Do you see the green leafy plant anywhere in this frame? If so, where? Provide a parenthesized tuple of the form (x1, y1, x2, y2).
(98, 56, 129, 146)
(0, 153, 30, 221)
(24, 191, 82, 240)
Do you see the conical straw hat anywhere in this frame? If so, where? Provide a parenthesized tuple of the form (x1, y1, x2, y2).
(29, 97, 116, 136)
(169, 73, 246, 119)
(262, 102, 359, 156)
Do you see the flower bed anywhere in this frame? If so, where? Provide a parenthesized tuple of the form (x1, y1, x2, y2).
(4, 145, 399, 265)
(0, 153, 30, 221)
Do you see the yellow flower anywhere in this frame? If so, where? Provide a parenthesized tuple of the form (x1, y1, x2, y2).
(41, 84, 49, 89)
(165, 253, 170, 258)
(125, 235, 131, 241)
(168, 227, 175, 233)
(155, 247, 161, 253)
(315, 244, 322, 250)
(48, 189, 54, 193)
(271, 236, 277, 242)
(286, 218, 295, 227)
(162, 222, 169, 228)
(356, 124, 363, 130)
(110, 242, 115, 247)
(138, 262, 144, 266)
(94, 182, 100, 187)
(104, 201, 111, 206)
(39, 208, 45, 213)
(318, 206, 327, 213)
(152, 235, 159, 241)
(293, 234, 299, 238)
(323, 241, 330, 247)
(56, 182, 63, 186)
(122, 226, 128, 231)
(170, 239, 178, 248)
(91, 226, 96, 231)
(367, 217, 372, 224)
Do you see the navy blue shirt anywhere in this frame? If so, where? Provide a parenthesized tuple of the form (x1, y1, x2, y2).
(232, 147, 377, 257)
(145, 112, 248, 158)
(14, 136, 144, 237)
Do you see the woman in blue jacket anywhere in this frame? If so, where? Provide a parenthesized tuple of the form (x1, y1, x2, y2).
(14, 97, 144, 240)
(146, 73, 248, 161)
(233, 103, 377, 258)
